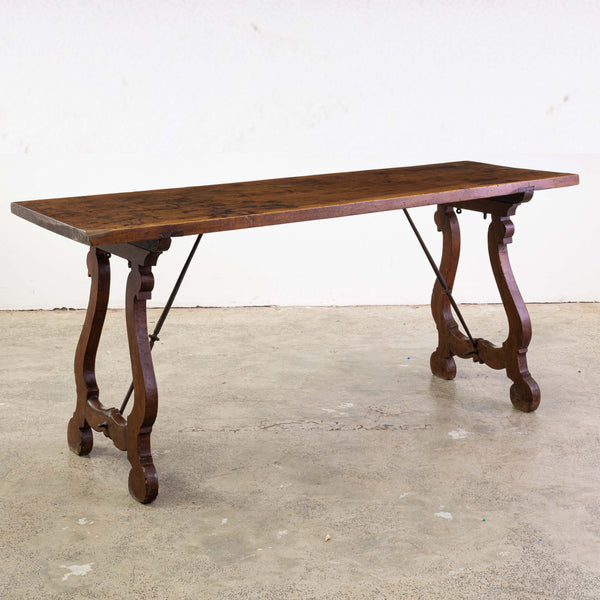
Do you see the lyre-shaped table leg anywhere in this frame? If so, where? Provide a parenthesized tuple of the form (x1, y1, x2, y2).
(428, 194, 540, 411)
(67, 247, 111, 455)
(68, 239, 171, 503)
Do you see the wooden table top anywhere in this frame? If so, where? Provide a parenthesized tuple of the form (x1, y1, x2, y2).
(11, 161, 578, 246)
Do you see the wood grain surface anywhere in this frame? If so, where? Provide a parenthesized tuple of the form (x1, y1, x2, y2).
(11, 161, 578, 246)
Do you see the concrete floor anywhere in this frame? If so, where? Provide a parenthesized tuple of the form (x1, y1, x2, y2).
(0, 304, 599, 599)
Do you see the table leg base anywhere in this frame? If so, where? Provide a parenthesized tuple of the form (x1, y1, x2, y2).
(67, 416, 93, 456)
(129, 465, 158, 504)
(430, 350, 456, 380)
(509, 376, 540, 413)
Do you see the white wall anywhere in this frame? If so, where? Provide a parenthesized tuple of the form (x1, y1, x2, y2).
(1, 1, 598, 309)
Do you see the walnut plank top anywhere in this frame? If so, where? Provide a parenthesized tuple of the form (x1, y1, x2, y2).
(11, 161, 578, 246)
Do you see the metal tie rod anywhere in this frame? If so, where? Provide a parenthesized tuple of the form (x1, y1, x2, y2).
(120, 234, 203, 414)
(402, 208, 479, 359)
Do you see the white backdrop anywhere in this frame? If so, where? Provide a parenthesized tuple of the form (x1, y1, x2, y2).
(1, 1, 598, 309)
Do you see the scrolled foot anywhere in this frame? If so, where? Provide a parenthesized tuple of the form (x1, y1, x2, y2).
(509, 376, 540, 413)
(430, 350, 457, 380)
(67, 417, 93, 456)
(128, 465, 158, 504)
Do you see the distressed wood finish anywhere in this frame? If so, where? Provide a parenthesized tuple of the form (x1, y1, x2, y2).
(11, 161, 577, 246)
(11, 161, 579, 503)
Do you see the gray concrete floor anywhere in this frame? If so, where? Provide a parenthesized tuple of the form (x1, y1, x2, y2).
(0, 304, 599, 599)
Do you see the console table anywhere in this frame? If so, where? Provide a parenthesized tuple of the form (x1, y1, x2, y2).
(11, 161, 579, 503)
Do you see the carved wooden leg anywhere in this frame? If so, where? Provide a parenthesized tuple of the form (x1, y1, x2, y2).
(486, 212, 540, 412)
(67, 239, 170, 502)
(125, 261, 158, 503)
(429, 193, 540, 412)
(68, 247, 111, 456)
(430, 205, 472, 379)
(119, 240, 171, 503)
